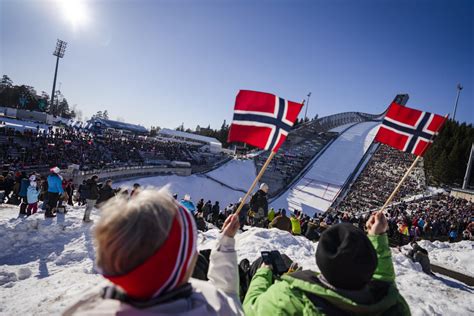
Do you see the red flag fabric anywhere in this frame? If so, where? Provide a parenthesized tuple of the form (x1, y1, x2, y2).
(227, 90, 303, 152)
(375, 102, 446, 156)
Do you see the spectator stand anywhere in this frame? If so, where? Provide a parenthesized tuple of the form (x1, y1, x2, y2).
(335, 144, 427, 215)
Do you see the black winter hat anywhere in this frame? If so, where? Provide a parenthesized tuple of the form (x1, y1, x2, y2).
(316, 223, 377, 290)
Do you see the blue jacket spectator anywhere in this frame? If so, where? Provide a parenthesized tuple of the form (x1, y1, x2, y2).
(181, 194, 196, 214)
(48, 174, 64, 194)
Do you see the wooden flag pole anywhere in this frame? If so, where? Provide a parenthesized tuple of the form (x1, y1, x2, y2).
(378, 114, 449, 213)
(234, 151, 276, 216)
(379, 155, 422, 213)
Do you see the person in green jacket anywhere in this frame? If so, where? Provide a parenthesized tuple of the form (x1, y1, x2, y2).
(290, 214, 301, 235)
(268, 208, 276, 222)
(243, 211, 410, 316)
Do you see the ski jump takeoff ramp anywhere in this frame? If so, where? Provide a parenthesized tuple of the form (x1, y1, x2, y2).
(271, 121, 380, 216)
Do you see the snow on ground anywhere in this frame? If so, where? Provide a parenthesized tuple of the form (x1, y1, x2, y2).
(392, 252, 473, 316)
(272, 121, 380, 215)
(411, 240, 474, 277)
(1, 203, 473, 315)
(0, 205, 104, 315)
(204, 158, 256, 191)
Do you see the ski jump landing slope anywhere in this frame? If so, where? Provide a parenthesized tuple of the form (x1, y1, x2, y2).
(271, 121, 380, 216)
(116, 159, 256, 206)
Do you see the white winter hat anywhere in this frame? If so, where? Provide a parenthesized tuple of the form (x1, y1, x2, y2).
(184, 194, 191, 201)
(50, 167, 61, 174)
(260, 183, 269, 192)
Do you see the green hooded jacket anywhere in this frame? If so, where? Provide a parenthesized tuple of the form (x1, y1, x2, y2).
(243, 234, 410, 316)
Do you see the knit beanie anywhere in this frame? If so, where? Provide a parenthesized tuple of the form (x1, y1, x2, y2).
(103, 205, 197, 299)
(316, 223, 377, 290)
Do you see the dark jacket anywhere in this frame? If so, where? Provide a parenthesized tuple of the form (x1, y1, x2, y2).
(203, 202, 212, 217)
(85, 179, 99, 200)
(235, 203, 250, 225)
(4, 176, 14, 191)
(19, 178, 30, 198)
(269, 215, 292, 233)
(96, 185, 115, 205)
(250, 190, 268, 217)
(196, 199, 204, 212)
(212, 203, 220, 217)
(305, 222, 320, 241)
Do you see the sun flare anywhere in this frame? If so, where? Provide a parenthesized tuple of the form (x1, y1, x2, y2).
(58, 0, 89, 29)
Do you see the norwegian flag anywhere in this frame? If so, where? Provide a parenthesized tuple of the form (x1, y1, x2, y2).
(228, 90, 303, 152)
(375, 102, 446, 156)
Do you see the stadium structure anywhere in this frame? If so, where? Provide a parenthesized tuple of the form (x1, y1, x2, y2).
(4, 93, 471, 215)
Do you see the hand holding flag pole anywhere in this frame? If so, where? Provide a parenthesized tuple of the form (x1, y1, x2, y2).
(227, 90, 305, 216)
(374, 105, 448, 214)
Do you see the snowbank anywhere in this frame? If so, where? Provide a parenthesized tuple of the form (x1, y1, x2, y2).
(199, 227, 318, 272)
(0, 205, 104, 315)
(392, 252, 473, 316)
(1, 204, 472, 315)
(411, 240, 473, 277)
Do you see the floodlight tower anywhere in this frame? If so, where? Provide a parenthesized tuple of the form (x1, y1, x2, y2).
(452, 83, 463, 121)
(50, 39, 67, 109)
(304, 92, 312, 120)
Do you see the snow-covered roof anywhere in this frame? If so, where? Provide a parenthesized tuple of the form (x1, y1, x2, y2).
(89, 118, 148, 134)
(158, 128, 221, 145)
(0, 117, 49, 132)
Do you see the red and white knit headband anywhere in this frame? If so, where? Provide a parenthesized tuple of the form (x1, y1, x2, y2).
(103, 205, 197, 299)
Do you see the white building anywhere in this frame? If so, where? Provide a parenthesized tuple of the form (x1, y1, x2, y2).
(157, 128, 222, 153)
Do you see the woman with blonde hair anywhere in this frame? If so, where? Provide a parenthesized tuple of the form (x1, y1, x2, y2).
(64, 188, 243, 315)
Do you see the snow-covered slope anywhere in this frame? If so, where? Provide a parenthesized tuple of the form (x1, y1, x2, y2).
(271, 121, 380, 215)
(1, 204, 472, 316)
(204, 158, 257, 191)
(116, 174, 239, 207)
(115, 158, 256, 206)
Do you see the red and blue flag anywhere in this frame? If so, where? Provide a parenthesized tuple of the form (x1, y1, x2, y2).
(375, 102, 446, 156)
(227, 90, 303, 152)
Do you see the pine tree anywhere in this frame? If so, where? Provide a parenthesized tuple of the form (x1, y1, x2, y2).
(0, 75, 13, 87)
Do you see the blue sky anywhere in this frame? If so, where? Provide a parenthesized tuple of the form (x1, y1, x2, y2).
(1, 0, 473, 129)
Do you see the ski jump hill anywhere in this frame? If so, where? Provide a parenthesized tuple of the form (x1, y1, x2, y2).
(117, 110, 383, 215)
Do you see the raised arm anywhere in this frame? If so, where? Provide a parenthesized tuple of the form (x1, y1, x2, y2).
(207, 215, 240, 294)
(366, 212, 396, 282)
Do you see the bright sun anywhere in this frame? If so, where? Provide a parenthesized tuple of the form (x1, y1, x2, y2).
(58, 0, 89, 29)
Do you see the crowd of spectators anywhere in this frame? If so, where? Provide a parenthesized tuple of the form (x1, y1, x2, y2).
(385, 194, 473, 244)
(337, 144, 426, 214)
(0, 127, 225, 173)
